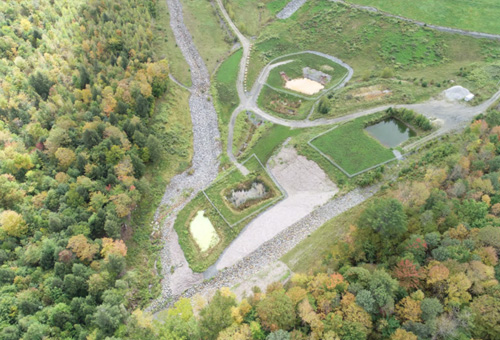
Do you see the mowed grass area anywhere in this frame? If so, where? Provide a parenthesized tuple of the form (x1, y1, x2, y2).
(245, 0, 500, 105)
(267, 53, 349, 91)
(215, 49, 242, 125)
(310, 117, 394, 175)
(175, 155, 282, 272)
(153, 0, 192, 86)
(205, 156, 282, 225)
(180, 0, 232, 73)
(347, 0, 500, 35)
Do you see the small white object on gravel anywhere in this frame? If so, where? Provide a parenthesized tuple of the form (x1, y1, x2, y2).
(444, 86, 474, 101)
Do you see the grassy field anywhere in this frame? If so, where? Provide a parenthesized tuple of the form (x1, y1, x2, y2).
(153, 0, 192, 86)
(222, 0, 276, 37)
(205, 156, 282, 225)
(175, 155, 283, 272)
(240, 124, 302, 163)
(245, 0, 500, 106)
(180, 0, 233, 73)
(347, 0, 500, 35)
(127, 82, 193, 302)
(267, 0, 290, 15)
(258, 86, 315, 120)
(311, 117, 395, 175)
(267, 53, 349, 92)
(310, 79, 433, 119)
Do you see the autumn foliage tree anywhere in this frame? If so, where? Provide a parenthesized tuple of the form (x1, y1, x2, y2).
(67, 234, 99, 262)
(393, 260, 423, 290)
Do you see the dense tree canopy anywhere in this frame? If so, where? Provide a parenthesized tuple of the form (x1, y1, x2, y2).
(0, 0, 171, 338)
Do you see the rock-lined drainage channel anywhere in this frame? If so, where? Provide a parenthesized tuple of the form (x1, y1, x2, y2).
(147, 0, 222, 312)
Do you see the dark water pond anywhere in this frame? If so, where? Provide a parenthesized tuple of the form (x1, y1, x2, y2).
(364, 118, 416, 148)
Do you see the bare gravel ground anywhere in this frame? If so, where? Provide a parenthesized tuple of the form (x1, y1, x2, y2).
(276, 0, 308, 19)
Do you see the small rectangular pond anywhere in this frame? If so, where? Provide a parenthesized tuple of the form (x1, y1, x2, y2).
(364, 118, 416, 148)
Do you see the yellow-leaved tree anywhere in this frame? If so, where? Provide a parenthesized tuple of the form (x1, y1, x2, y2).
(0, 210, 28, 237)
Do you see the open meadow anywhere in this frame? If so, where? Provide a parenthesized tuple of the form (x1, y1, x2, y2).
(180, 0, 234, 72)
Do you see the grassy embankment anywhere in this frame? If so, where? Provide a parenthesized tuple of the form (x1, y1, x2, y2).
(153, 0, 192, 86)
(212, 49, 243, 168)
(281, 200, 368, 272)
(347, 0, 500, 35)
(127, 82, 193, 304)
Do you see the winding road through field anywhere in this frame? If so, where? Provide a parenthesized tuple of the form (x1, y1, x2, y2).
(149, 0, 500, 313)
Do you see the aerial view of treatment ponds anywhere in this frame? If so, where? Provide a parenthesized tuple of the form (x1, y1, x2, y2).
(147, 0, 500, 318)
(2, 0, 500, 339)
